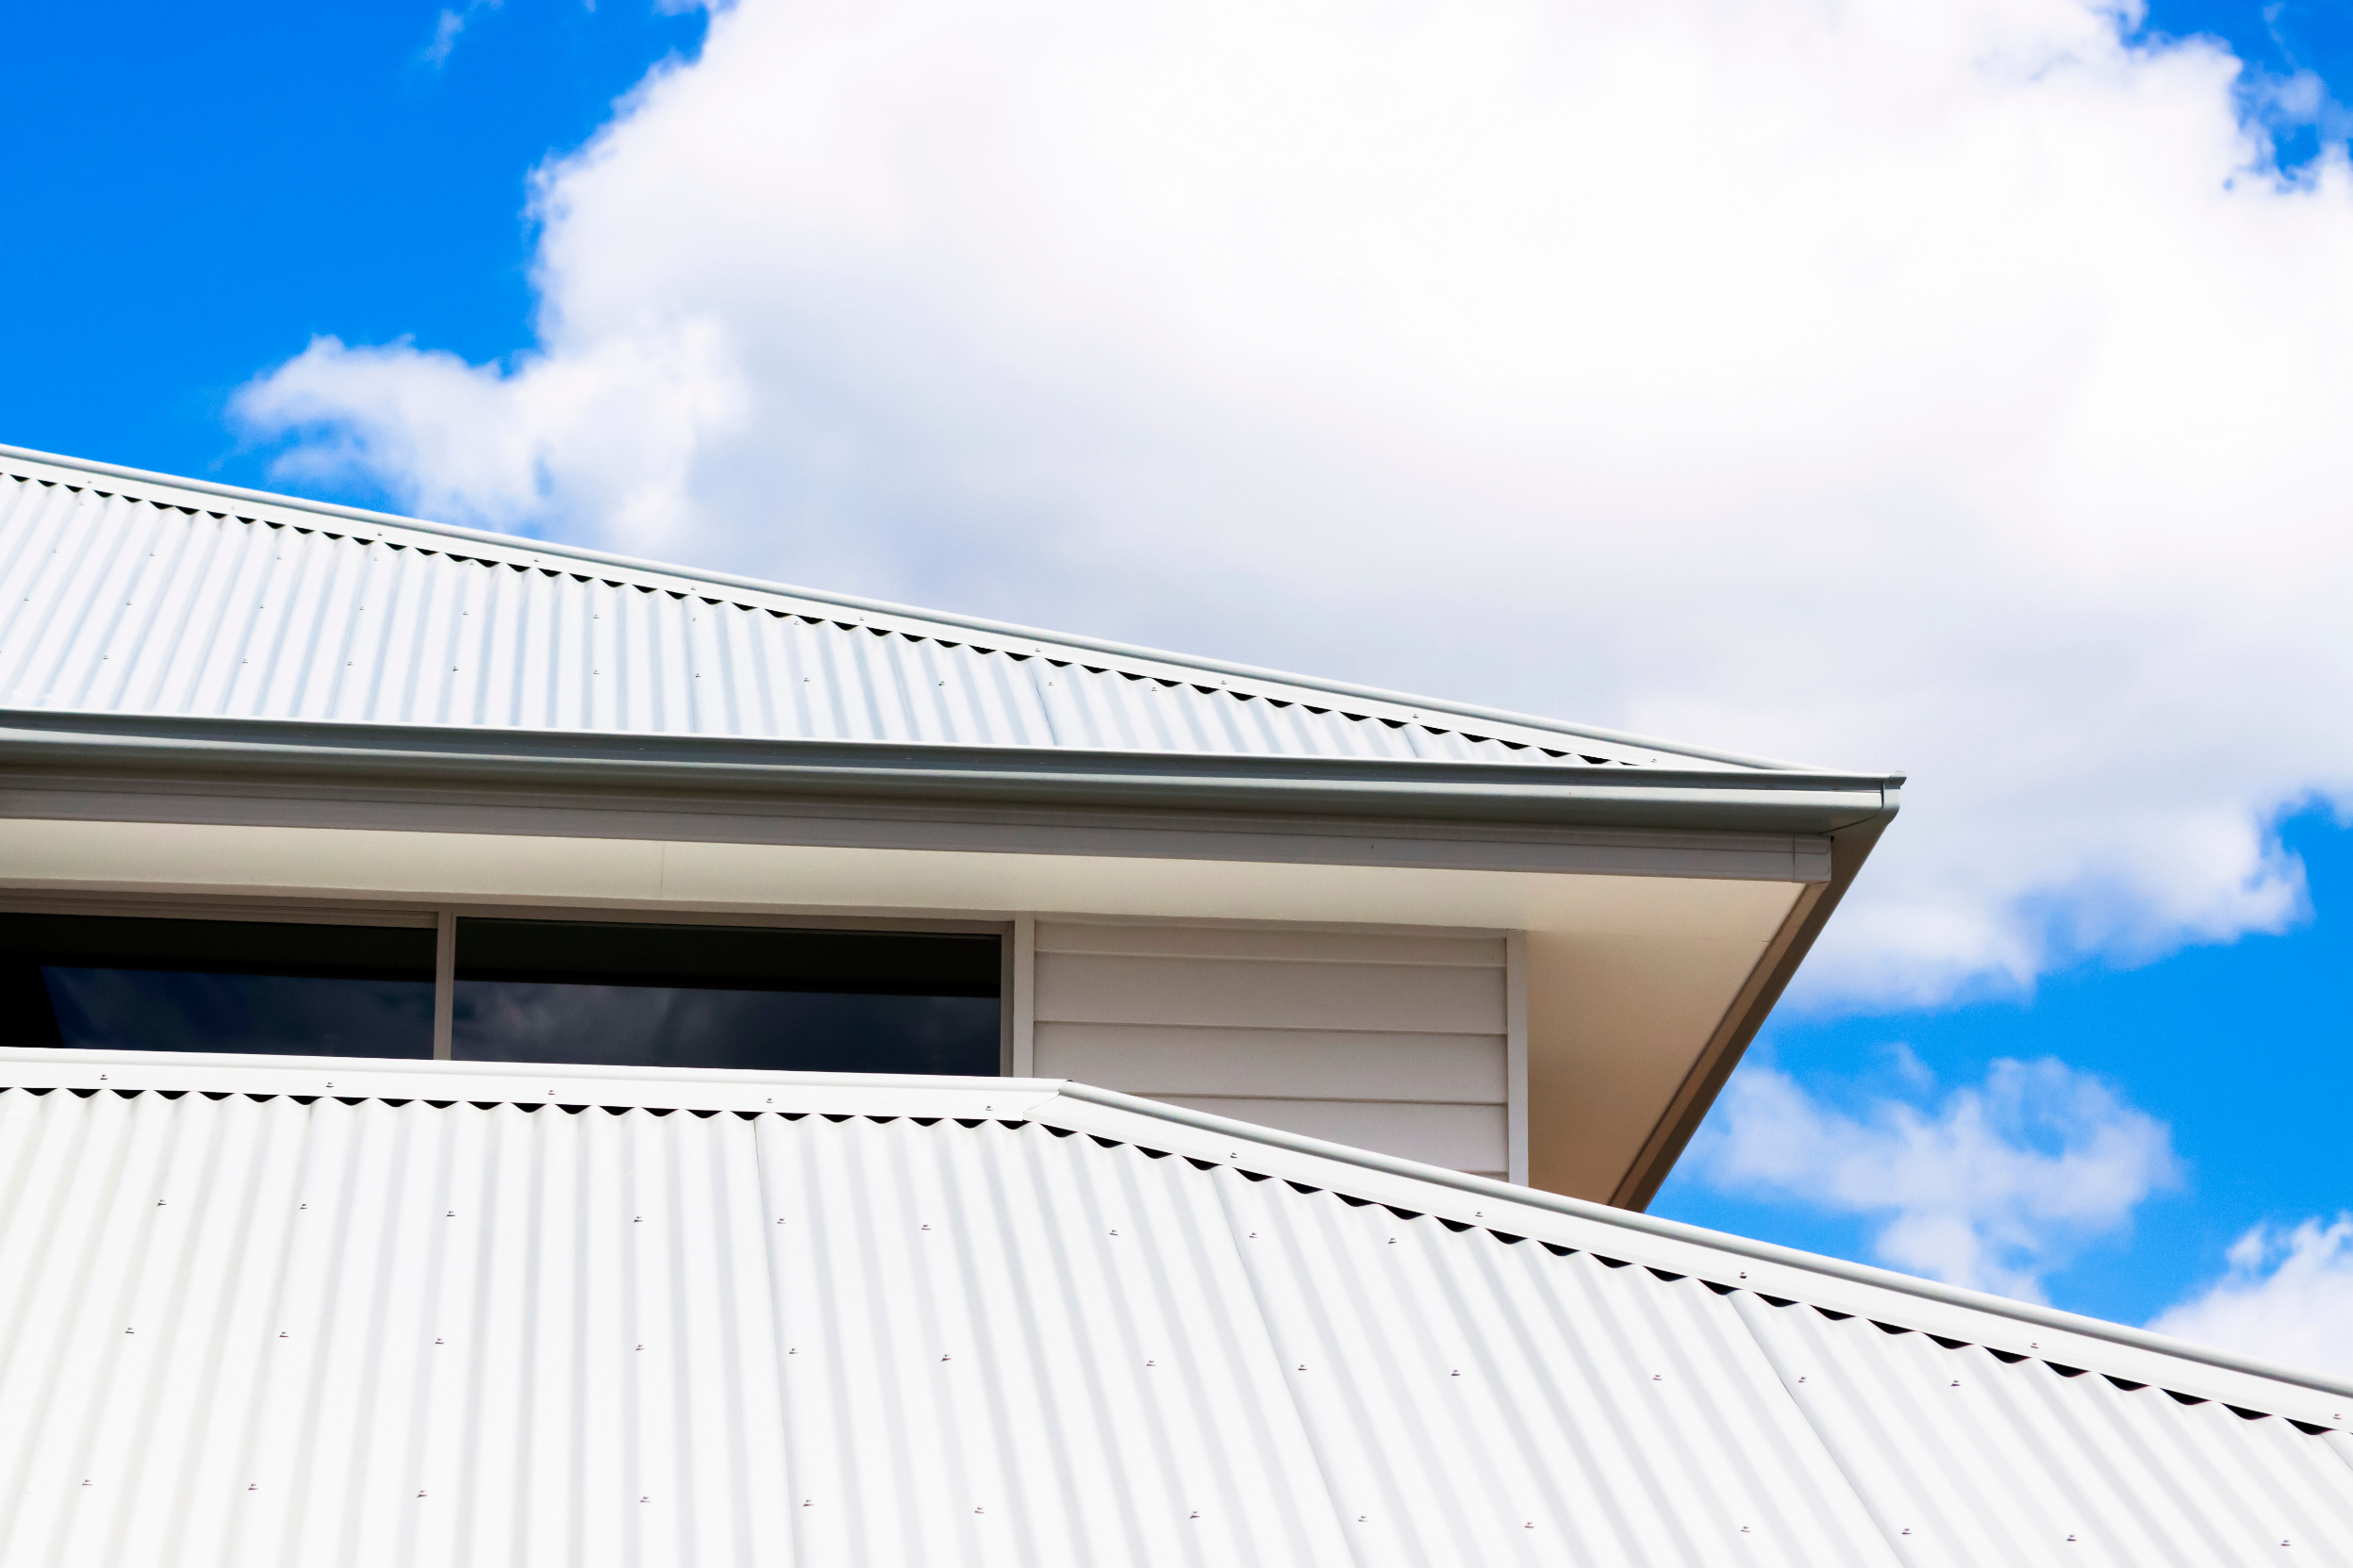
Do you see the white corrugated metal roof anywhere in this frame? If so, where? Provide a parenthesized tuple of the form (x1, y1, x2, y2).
(0, 445, 1764, 770)
(4, 1049, 2347, 1567)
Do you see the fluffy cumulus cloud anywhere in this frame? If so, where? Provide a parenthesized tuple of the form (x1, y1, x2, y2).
(1683, 1056, 2179, 1299)
(2152, 1214, 2353, 1378)
(234, 0, 2353, 1005)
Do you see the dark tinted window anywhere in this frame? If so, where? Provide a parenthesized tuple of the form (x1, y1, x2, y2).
(452, 919, 1002, 1076)
(0, 914, 436, 1057)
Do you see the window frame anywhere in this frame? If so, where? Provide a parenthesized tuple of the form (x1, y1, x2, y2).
(0, 895, 1015, 1075)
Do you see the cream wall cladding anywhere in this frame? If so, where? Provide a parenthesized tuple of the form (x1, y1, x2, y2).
(1030, 921, 1510, 1178)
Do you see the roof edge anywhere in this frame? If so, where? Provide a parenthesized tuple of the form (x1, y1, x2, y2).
(1613, 784, 1902, 1209)
(1, 441, 1834, 772)
(1052, 1077, 2353, 1411)
(0, 707, 1901, 835)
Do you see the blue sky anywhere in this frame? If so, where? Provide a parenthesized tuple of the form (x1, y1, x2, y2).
(6, 1, 2352, 1363)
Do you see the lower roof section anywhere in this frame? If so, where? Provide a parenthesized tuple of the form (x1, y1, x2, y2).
(3, 1050, 2348, 1568)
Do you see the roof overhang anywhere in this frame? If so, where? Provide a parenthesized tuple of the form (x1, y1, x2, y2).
(0, 707, 1900, 1210)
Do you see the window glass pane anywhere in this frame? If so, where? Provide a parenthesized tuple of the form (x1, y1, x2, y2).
(0, 915, 436, 1057)
(452, 919, 1002, 1076)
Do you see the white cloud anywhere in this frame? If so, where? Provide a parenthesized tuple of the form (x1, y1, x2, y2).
(2152, 1215, 2353, 1378)
(423, 2, 500, 69)
(1684, 1057, 2179, 1299)
(233, 0, 2353, 1005)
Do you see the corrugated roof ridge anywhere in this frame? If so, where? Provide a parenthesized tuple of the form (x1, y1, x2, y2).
(0, 442, 1799, 771)
(2, 1047, 2344, 1420)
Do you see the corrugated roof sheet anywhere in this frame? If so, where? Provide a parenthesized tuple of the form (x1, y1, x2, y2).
(0, 447, 1754, 770)
(3, 1050, 2347, 1567)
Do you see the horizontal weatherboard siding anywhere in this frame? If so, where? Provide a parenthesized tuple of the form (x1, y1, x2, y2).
(1033, 921, 1507, 1175)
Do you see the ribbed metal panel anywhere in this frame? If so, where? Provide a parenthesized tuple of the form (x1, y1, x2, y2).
(0, 468, 1697, 768)
(7, 1079, 2346, 1567)
(1734, 1291, 2353, 1566)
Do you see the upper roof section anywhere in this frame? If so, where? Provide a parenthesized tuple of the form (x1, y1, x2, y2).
(0, 445, 1774, 771)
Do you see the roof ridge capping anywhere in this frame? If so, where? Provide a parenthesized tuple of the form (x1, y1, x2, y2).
(6, 1047, 2345, 1427)
(0, 441, 1841, 773)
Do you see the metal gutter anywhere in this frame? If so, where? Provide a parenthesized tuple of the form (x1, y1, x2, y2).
(0, 707, 1899, 835)
(0, 441, 1822, 771)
